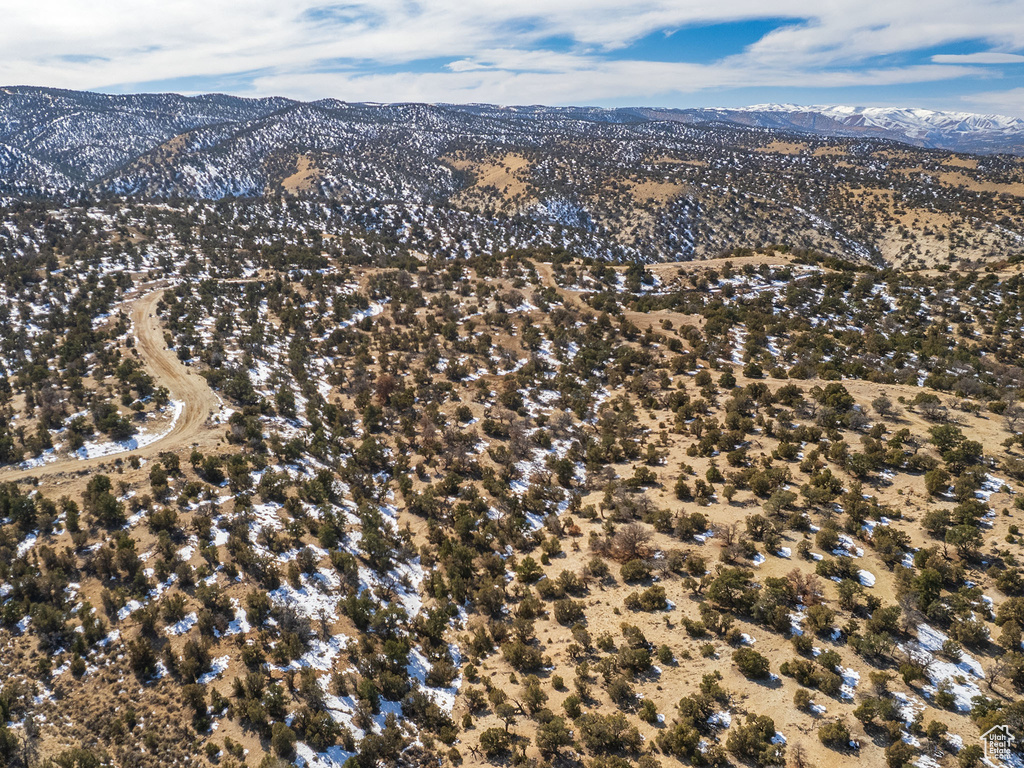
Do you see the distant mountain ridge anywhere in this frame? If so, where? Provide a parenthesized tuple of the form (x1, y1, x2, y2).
(1, 86, 1023, 269)
(448, 101, 1024, 154)
(1, 86, 1022, 198)
(678, 103, 1024, 155)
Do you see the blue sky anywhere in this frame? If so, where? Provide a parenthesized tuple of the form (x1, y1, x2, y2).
(2, 1, 1024, 116)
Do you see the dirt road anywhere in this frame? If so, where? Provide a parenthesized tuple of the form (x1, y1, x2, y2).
(0, 286, 222, 483)
(129, 287, 222, 448)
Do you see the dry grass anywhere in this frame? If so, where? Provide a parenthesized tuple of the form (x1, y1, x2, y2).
(756, 140, 809, 155)
(650, 156, 708, 167)
(281, 154, 323, 193)
(444, 261, 1024, 766)
(447, 153, 534, 209)
(895, 166, 1024, 196)
(623, 179, 689, 204)
(941, 156, 979, 170)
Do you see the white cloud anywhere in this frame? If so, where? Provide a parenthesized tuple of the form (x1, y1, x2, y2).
(964, 87, 1024, 116)
(253, 61, 983, 106)
(932, 52, 1024, 64)
(0, 1, 1021, 107)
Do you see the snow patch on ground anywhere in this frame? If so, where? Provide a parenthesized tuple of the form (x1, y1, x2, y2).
(839, 667, 860, 699)
(198, 655, 230, 685)
(708, 710, 732, 728)
(117, 600, 144, 622)
(166, 612, 198, 636)
(295, 743, 357, 768)
(900, 623, 984, 711)
(407, 646, 462, 713)
(16, 532, 38, 558)
(74, 400, 184, 460)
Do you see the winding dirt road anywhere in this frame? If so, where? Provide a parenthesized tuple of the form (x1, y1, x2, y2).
(129, 287, 222, 445)
(0, 286, 222, 482)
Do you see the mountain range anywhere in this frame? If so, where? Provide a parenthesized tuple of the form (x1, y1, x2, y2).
(1, 86, 1023, 198)
(654, 103, 1024, 155)
(1, 86, 1023, 269)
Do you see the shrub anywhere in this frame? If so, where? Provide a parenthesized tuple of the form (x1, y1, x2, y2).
(657, 644, 674, 664)
(562, 694, 582, 719)
(818, 719, 851, 749)
(726, 714, 785, 766)
(958, 744, 983, 768)
(620, 559, 650, 583)
(502, 640, 544, 671)
(817, 650, 841, 673)
(587, 557, 610, 579)
(658, 720, 702, 762)
(884, 741, 915, 768)
(733, 648, 771, 680)
(933, 680, 956, 710)
(271, 722, 297, 758)
(607, 676, 635, 707)
(637, 585, 668, 611)
(577, 712, 642, 755)
(792, 634, 814, 655)
(817, 670, 843, 697)
(794, 689, 812, 711)
(553, 599, 585, 625)
(638, 699, 658, 723)
(618, 645, 652, 674)
(535, 716, 572, 757)
(127, 638, 158, 680)
(479, 727, 512, 757)
(516, 556, 544, 583)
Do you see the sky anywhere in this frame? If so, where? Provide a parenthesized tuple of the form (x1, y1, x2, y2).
(2, 1, 1024, 116)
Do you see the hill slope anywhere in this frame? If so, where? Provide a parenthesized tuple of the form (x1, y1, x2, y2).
(1, 87, 1024, 268)
(2, 197, 1024, 768)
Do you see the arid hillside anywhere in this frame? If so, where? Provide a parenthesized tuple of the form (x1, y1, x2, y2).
(0, 197, 1023, 768)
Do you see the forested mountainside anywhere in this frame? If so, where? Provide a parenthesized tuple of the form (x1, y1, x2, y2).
(0, 192, 1023, 768)
(1, 87, 1024, 268)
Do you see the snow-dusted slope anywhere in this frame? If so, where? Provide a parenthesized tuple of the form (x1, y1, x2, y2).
(0, 142, 70, 192)
(2, 87, 1024, 201)
(0, 86, 293, 183)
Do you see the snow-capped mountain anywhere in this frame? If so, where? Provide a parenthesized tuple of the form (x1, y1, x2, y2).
(743, 104, 1024, 135)
(685, 104, 1024, 154)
